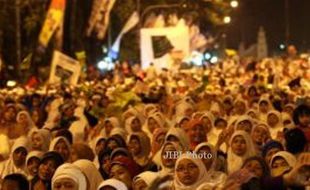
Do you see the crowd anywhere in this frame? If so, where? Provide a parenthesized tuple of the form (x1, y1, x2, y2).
(0, 48, 310, 190)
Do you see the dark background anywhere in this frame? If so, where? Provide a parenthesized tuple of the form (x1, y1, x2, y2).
(226, 0, 310, 53)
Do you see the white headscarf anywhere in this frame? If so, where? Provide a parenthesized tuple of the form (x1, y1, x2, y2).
(0, 136, 29, 179)
(173, 154, 208, 190)
(29, 128, 51, 152)
(234, 115, 254, 133)
(52, 163, 87, 190)
(270, 151, 296, 168)
(125, 116, 141, 134)
(227, 131, 256, 174)
(267, 110, 283, 140)
(100, 117, 121, 138)
(89, 136, 105, 169)
(26, 150, 44, 179)
(16, 110, 36, 131)
(258, 97, 273, 122)
(97, 179, 128, 190)
(194, 142, 217, 171)
(165, 127, 190, 151)
(73, 159, 103, 190)
(133, 171, 159, 187)
(49, 136, 71, 162)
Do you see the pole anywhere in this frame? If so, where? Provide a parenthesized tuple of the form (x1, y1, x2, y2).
(285, 0, 290, 45)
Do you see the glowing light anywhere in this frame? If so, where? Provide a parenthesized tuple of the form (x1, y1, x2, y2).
(7, 80, 17, 87)
(210, 56, 218, 64)
(230, 0, 238, 8)
(279, 44, 286, 50)
(224, 16, 231, 24)
(97, 61, 108, 70)
(204, 53, 212, 60)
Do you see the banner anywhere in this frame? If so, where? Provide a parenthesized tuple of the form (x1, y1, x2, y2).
(38, 0, 66, 47)
(109, 11, 139, 59)
(140, 26, 190, 72)
(49, 51, 81, 86)
(87, 0, 116, 40)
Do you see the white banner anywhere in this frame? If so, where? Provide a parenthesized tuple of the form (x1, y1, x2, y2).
(49, 51, 81, 86)
(87, 0, 116, 40)
(140, 26, 190, 72)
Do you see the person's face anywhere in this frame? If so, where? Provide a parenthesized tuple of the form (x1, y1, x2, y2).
(133, 179, 148, 190)
(53, 177, 78, 190)
(185, 108, 194, 117)
(2, 179, 20, 190)
(197, 147, 213, 171)
(32, 133, 44, 150)
(70, 148, 78, 163)
(179, 119, 189, 130)
(32, 111, 40, 124)
(223, 101, 233, 112)
(231, 136, 247, 156)
(235, 102, 246, 115)
(156, 133, 166, 148)
(267, 114, 279, 127)
(13, 147, 27, 167)
(107, 140, 119, 150)
(4, 107, 16, 122)
(128, 137, 141, 156)
(161, 144, 177, 168)
(101, 155, 111, 173)
(283, 106, 294, 115)
(265, 147, 281, 164)
(252, 126, 267, 145)
(243, 160, 264, 178)
(271, 157, 290, 177)
(216, 120, 227, 129)
(131, 118, 141, 132)
(17, 113, 28, 125)
(32, 98, 40, 107)
(148, 118, 159, 133)
(54, 140, 70, 162)
(95, 139, 106, 155)
(236, 120, 252, 133)
(298, 114, 310, 127)
(259, 102, 269, 113)
(27, 157, 40, 176)
(64, 107, 74, 117)
(38, 159, 57, 181)
(189, 124, 206, 143)
(248, 111, 257, 119)
(201, 118, 212, 133)
(249, 88, 257, 96)
(176, 159, 200, 186)
(105, 121, 114, 136)
(110, 165, 132, 189)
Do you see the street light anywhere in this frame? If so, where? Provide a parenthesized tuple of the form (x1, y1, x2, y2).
(230, 0, 238, 8)
(223, 16, 231, 24)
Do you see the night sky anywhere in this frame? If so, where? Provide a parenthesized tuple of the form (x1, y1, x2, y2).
(226, 0, 310, 53)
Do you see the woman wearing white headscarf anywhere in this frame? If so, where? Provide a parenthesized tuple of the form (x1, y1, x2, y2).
(269, 151, 296, 177)
(251, 122, 271, 153)
(257, 97, 273, 122)
(175, 101, 194, 118)
(73, 159, 103, 190)
(234, 115, 254, 134)
(194, 143, 227, 188)
(52, 163, 87, 190)
(14, 111, 36, 138)
(173, 153, 209, 190)
(97, 179, 128, 190)
(200, 112, 218, 145)
(100, 117, 121, 138)
(49, 136, 71, 162)
(266, 110, 283, 140)
(89, 136, 105, 169)
(26, 150, 44, 180)
(124, 116, 144, 135)
(0, 136, 29, 179)
(142, 114, 164, 140)
(29, 128, 51, 152)
(227, 131, 256, 174)
(132, 171, 159, 189)
(165, 127, 190, 151)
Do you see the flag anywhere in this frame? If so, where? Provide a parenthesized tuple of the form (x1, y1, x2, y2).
(87, 0, 116, 40)
(152, 36, 174, 58)
(108, 11, 139, 59)
(49, 51, 81, 86)
(38, 0, 66, 47)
